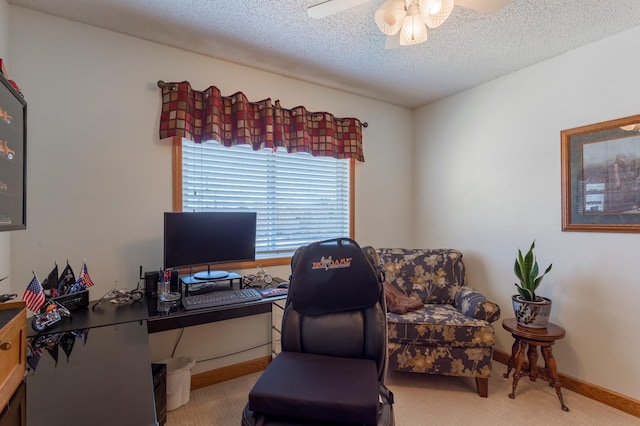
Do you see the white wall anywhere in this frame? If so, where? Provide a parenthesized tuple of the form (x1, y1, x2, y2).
(7, 7, 413, 373)
(0, 0, 11, 295)
(414, 26, 640, 399)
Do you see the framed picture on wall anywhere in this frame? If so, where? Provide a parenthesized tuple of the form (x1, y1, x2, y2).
(561, 114, 640, 232)
(0, 71, 26, 232)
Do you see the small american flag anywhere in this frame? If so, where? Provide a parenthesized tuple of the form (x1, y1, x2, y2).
(22, 274, 45, 312)
(79, 261, 95, 288)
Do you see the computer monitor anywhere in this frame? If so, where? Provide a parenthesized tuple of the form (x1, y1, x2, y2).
(163, 211, 257, 280)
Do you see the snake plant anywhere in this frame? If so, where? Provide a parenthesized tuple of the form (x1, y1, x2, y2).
(514, 240, 552, 302)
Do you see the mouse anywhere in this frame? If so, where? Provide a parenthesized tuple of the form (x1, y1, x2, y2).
(277, 282, 289, 288)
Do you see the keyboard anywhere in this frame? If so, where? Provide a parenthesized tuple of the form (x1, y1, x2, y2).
(182, 288, 262, 310)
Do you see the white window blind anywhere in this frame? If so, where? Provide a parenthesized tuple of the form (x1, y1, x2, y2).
(182, 140, 351, 259)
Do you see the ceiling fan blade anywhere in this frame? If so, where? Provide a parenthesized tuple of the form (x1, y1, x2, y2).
(454, 0, 511, 14)
(384, 33, 401, 50)
(307, 0, 372, 19)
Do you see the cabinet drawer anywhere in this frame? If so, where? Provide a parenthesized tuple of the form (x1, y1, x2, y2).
(0, 303, 26, 412)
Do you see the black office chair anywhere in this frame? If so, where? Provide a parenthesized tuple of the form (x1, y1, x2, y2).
(242, 238, 394, 426)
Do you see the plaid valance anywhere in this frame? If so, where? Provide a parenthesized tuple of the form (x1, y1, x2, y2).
(158, 81, 365, 162)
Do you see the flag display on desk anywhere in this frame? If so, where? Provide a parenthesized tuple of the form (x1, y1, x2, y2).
(79, 260, 95, 288)
(41, 263, 59, 297)
(22, 273, 45, 312)
(68, 260, 95, 293)
(57, 262, 76, 295)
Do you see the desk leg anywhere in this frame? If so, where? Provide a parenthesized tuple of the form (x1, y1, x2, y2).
(508, 339, 527, 399)
(541, 346, 569, 411)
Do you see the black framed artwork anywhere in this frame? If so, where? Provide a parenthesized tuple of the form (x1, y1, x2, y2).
(0, 71, 26, 231)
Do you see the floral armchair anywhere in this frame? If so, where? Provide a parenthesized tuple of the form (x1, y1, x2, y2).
(376, 248, 500, 397)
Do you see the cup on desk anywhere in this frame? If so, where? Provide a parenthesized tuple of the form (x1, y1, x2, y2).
(157, 280, 169, 300)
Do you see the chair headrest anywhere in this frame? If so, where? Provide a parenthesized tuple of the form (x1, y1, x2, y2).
(289, 238, 381, 315)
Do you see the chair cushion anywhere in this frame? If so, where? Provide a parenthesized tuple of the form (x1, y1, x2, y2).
(249, 352, 379, 425)
(377, 248, 466, 305)
(387, 304, 495, 347)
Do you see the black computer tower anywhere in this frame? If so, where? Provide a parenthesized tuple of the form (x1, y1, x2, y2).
(152, 363, 167, 426)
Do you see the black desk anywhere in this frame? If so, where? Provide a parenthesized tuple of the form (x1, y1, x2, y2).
(146, 272, 288, 333)
(147, 294, 287, 334)
(24, 301, 157, 426)
(26, 298, 148, 337)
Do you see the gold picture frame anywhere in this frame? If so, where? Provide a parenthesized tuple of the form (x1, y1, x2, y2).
(561, 114, 640, 232)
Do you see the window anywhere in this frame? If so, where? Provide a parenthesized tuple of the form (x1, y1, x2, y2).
(176, 139, 354, 265)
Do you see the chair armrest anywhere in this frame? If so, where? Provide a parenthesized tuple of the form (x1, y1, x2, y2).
(454, 286, 501, 323)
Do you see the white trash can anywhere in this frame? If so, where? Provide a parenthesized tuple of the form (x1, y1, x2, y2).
(162, 356, 196, 411)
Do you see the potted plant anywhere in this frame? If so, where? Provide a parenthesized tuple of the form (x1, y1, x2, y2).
(512, 240, 553, 328)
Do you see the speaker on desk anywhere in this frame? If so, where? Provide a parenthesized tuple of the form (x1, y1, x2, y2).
(169, 269, 179, 292)
(145, 271, 160, 297)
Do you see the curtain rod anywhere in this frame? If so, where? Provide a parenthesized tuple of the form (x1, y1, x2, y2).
(157, 80, 367, 127)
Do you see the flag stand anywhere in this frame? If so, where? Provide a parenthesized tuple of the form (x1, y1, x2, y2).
(51, 289, 89, 311)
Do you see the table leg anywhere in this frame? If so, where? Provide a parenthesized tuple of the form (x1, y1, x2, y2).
(527, 344, 539, 381)
(541, 346, 569, 411)
(504, 336, 520, 378)
(508, 339, 527, 399)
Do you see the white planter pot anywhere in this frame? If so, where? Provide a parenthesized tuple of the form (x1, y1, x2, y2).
(511, 295, 552, 328)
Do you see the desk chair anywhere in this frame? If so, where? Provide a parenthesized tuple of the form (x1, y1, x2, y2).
(242, 238, 395, 425)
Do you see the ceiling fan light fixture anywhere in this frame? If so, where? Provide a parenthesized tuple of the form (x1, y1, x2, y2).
(420, 0, 454, 28)
(400, 3, 428, 45)
(426, 0, 442, 14)
(375, 0, 407, 35)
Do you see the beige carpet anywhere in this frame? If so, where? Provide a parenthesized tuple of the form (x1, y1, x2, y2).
(167, 364, 639, 425)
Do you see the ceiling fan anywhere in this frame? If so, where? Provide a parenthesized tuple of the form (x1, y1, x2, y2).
(308, 0, 511, 47)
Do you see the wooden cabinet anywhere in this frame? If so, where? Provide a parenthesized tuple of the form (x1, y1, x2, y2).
(0, 302, 26, 412)
(0, 381, 25, 426)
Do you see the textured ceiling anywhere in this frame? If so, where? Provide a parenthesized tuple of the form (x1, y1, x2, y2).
(8, 0, 640, 108)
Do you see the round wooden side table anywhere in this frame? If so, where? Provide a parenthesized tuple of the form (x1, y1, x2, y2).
(502, 318, 569, 411)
